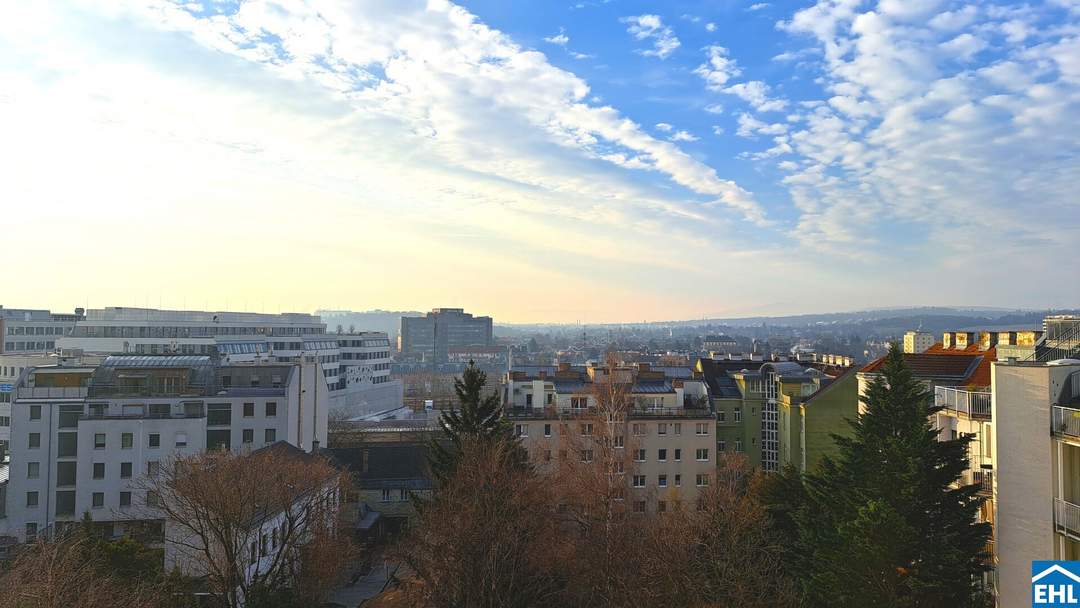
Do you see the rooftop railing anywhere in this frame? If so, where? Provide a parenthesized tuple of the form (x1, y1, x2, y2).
(16, 387, 88, 399)
(935, 386, 992, 419)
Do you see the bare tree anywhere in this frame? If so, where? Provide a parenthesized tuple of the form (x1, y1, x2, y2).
(396, 439, 570, 608)
(0, 535, 163, 608)
(137, 444, 354, 608)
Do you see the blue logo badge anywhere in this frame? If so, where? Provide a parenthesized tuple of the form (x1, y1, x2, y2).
(1033, 561, 1080, 606)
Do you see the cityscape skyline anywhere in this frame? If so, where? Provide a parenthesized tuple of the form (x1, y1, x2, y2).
(3, 0, 1079, 322)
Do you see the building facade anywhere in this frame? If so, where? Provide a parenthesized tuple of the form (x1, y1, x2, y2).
(992, 359, 1080, 607)
(398, 308, 493, 363)
(0, 307, 83, 355)
(0, 355, 328, 545)
(903, 331, 935, 354)
(502, 362, 715, 513)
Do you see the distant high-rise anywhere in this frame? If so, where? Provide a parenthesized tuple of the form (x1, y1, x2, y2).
(399, 308, 493, 363)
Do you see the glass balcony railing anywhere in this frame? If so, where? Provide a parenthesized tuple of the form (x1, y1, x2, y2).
(935, 386, 992, 419)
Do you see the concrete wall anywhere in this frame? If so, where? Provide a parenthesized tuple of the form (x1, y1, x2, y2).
(992, 363, 1057, 608)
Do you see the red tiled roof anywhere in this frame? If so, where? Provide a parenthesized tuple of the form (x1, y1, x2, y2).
(859, 343, 995, 388)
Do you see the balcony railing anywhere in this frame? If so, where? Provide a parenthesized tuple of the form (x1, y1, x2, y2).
(972, 470, 993, 497)
(1053, 406, 1080, 440)
(15, 387, 88, 399)
(935, 386, 992, 419)
(504, 405, 713, 419)
(1055, 498, 1080, 540)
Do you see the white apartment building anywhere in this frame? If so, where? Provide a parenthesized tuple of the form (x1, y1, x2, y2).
(59, 307, 402, 418)
(0, 307, 82, 355)
(992, 359, 1080, 608)
(0, 355, 328, 546)
(503, 362, 716, 513)
(903, 330, 935, 354)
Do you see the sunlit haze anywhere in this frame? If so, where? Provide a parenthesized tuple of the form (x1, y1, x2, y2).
(3, 0, 1079, 322)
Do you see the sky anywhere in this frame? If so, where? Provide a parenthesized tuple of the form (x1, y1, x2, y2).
(1, 0, 1078, 324)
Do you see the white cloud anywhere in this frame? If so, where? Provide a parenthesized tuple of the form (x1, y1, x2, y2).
(736, 113, 788, 138)
(724, 81, 788, 112)
(670, 130, 699, 142)
(747, 3, 771, 11)
(705, 23, 717, 32)
(621, 14, 681, 59)
(544, 31, 570, 46)
(694, 45, 742, 90)
(712, 125, 725, 135)
(939, 33, 987, 62)
(704, 103, 724, 114)
(571, 51, 595, 60)
(655, 122, 673, 132)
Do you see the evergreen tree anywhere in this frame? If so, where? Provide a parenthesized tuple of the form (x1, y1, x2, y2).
(783, 344, 990, 607)
(427, 361, 518, 485)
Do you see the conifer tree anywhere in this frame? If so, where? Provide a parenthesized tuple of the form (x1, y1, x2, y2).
(427, 361, 519, 485)
(779, 344, 990, 607)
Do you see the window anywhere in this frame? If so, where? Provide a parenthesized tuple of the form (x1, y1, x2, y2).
(175, 433, 188, 448)
(121, 462, 132, 478)
(243, 403, 254, 418)
(94, 433, 106, 449)
(696, 448, 709, 461)
(150, 403, 170, 417)
(632, 475, 646, 488)
(207, 404, 231, 426)
(29, 405, 41, 420)
(92, 492, 105, 509)
(658, 423, 667, 435)
(696, 474, 710, 487)
(56, 491, 75, 515)
(148, 433, 160, 448)
(570, 396, 587, 410)
(658, 475, 668, 488)
(265, 428, 276, 443)
(28, 433, 40, 449)
(381, 489, 392, 502)
(658, 448, 667, 462)
(147, 461, 160, 477)
(673, 423, 682, 435)
(632, 423, 646, 436)
(718, 439, 726, 452)
(546, 393, 554, 405)
(674, 474, 682, 487)
(658, 500, 667, 513)
(580, 423, 593, 436)
(615, 460, 625, 474)
(544, 424, 551, 437)
(580, 449, 594, 463)
(735, 439, 743, 453)
(26, 523, 38, 541)
(207, 429, 230, 451)
(243, 429, 254, 444)
(696, 423, 709, 436)
(515, 424, 528, 437)
(26, 491, 38, 507)
(674, 448, 682, 461)
(634, 449, 646, 462)
(399, 489, 409, 502)
(93, 463, 105, 479)
(120, 492, 131, 508)
(718, 410, 726, 423)
(122, 433, 133, 449)
(265, 402, 277, 417)
(633, 501, 646, 513)
(57, 432, 76, 457)
(146, 491, 160, 507)
(27, 462, 40, 479)
(734, 408, 742, 422)
(525, 394, 533, 407)
(613, 435, 624, 448)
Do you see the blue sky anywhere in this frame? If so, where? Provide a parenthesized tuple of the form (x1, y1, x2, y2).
(1, 0, 1078, 322)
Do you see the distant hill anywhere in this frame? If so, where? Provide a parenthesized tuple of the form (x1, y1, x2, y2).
(315, 309, 424, 338)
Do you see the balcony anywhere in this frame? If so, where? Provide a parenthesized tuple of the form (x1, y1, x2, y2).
(1053, 406, 1080, 442)
(935, 386, 991, 419)
(15, 387, 88, 400)
(1055, 498, 1080, 540)
(972, 470, 993, 497)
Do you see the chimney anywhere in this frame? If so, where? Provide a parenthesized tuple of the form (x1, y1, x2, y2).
(558, 362, 570, 372)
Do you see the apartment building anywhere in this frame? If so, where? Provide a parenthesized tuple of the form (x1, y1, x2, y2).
(502, 362, 715, 514)
(992, 359, 1080, 607)
(0, 355, 328, 546)
(399, 308, 493, 363)
(0, 307, 83, 355)
(697, 355, 853, 472)
(903, 330, 935, 354)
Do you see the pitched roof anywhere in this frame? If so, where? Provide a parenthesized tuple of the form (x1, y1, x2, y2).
(859, 343, 995, 387)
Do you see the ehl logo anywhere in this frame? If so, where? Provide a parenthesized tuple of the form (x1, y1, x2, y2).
(1033, 561, 1080, 606)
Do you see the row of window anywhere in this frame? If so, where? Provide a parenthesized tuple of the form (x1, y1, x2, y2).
(77, 325, 322, 339)
(4, 341, 55, 351)
(716, 408, 743, 423)
(514, 421, 710, 438)
(1, 365, 26, 377)
(629, 473, 711, 488)
(6, 326, 66, 336)
(341, 351, 390, 360)
(24, 489, 156, 511)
